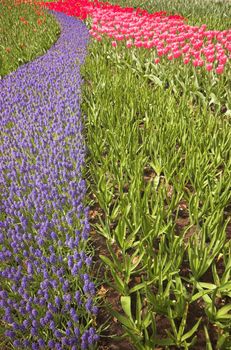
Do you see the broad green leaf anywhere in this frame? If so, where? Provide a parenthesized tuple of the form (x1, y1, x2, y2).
(168, 307, 178, 338)
(217, 332, 231, 349)
(181, 317, 202, 342)
(218, 281, 231, 292)
(99, 255, 115, 271)
(129, 278, 157, 293)
(209, 92, 220, 106)
(196, 282, 217, 290)
(155, 337, 175, 346)
(111, 271, 126, 294)
(136, 291, 142, 327)
(121, 296, 133, 321)
(191, 289, 213, 302)
(216, 304, 231, 319)
(110, 309, 135, 330)
(177, 303, 188, 341)
(144, 74, 163, 88)
(204, 325, 213, 350)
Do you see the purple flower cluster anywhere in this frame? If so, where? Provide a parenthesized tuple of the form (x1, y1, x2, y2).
(0, 11, 98, 349)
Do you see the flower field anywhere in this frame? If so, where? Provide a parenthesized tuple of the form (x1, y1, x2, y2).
(1, 0, 231, 349)
(0, 0, 60, 77)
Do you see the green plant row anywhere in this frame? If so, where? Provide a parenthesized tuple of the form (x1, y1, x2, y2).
(81, 30, 231, 349)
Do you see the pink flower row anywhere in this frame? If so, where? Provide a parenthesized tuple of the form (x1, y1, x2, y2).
(43, 0, 231, 74)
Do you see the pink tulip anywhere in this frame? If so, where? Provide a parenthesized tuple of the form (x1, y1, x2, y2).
(42, 0, 231, 74)
(126, 41, 132, 48)
(216, 65, 224, 74)
(206, 63, 213, 71)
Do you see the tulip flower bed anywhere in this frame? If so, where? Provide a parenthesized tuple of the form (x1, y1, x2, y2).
(1, 0, 231, 349)
(42, 0, 231, 75)
(0, 10, 99, 350)
(0, 0, 60, 77)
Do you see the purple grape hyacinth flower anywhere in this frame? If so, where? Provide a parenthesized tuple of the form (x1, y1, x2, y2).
(0, 11, 98, 350)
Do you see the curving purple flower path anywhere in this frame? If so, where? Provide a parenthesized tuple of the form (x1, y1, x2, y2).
(0, 12, 98, 350)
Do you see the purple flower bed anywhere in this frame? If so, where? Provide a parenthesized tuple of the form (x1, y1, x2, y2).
(0, 11, 98, 350)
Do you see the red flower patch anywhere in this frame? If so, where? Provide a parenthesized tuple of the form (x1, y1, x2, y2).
(41, 0, 231, 74)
